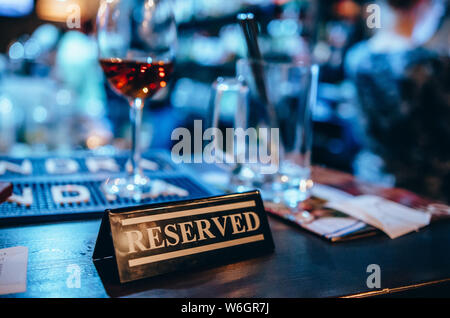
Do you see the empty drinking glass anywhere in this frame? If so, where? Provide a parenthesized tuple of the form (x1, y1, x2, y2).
(209, 77, 261, 192)
(237, 59, 319, 207)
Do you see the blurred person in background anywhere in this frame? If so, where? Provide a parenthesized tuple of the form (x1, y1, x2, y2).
(346, 0, 450, 203)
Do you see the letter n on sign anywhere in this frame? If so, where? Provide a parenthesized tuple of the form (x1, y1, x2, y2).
(92, 191, 274, 283)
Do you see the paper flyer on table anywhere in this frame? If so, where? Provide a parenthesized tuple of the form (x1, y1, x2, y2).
(0, 246, 28, 295)
(264, 184, 377, 241)
(326, 195, 431, 239)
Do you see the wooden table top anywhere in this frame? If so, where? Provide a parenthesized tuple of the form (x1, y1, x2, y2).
(1, 166, 450, 298)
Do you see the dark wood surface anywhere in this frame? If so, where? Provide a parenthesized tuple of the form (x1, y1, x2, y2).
(1, 166, 450, 298)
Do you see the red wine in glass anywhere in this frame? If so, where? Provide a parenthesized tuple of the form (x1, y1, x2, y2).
(100, 58, 174, 99)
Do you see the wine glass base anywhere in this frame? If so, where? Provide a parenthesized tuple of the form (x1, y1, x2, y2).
(260, 175, 313, 209)
(102, 174, 153, 202)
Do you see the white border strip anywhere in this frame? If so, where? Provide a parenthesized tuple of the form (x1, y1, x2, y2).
(128, 234, 265, 267)
(121, 200, 256, 226)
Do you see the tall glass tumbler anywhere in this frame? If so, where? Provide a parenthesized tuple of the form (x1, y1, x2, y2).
(209, 77, 259, 193)
(236, 59, 319, 207)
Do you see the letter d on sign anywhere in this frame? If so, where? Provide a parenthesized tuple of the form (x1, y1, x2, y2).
(366, 264, 381, 289)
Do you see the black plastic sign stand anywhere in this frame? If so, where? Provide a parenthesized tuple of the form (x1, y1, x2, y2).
(93, 190, 275, 283)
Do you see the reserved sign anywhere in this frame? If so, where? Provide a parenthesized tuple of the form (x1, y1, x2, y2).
(93, 191, 274, 283)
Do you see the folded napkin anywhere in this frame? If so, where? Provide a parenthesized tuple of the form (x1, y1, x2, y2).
(326, 195, 431, 239)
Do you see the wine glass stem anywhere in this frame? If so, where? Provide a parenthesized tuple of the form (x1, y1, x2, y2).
(129, 98, 143, 178)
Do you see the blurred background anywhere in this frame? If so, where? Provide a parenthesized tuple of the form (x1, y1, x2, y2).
(0, 0, 448, 202)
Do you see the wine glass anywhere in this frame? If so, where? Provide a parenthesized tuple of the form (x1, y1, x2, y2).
(96, 0, 177, 201)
